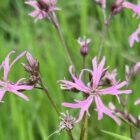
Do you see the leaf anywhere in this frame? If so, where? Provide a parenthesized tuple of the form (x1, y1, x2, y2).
(101, 130, 132, 140)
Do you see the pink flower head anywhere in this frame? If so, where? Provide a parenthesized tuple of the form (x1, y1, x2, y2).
(25, 0, 59, 21)
(123, 2, 140, 18)
(95, 0, 106, 9)
(59, 57, 132, 124)
(0, 51, 33, 102)
(129, 26, 140, 48)
(134, 99, 140, 105)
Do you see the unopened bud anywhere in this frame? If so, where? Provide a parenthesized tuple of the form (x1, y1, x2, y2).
(23, 52, 40, 85)
(110, 0, 124, 16)
(77, 37, 91, 57)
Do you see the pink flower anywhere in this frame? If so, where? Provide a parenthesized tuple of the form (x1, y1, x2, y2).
(0, 51, 33, 102)
(129, 26, 140, 48)
(134, 99, 140, 105)
(59, 57, 132, 124)
(25, 0, 59, 21)
(123, 2, 140, 18)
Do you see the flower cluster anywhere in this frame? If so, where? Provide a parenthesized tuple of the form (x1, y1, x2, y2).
(0, 51, 34, 102)
(59, 56, 132, 124)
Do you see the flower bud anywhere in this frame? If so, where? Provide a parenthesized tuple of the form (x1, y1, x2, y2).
(23, 52, 40, 85)
(77, 37, 91, 57)
(110, 0, 124, 16)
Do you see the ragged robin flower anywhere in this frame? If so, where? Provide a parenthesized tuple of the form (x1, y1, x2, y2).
(59, 56, 132, 124)
(0, 51, 33, 102)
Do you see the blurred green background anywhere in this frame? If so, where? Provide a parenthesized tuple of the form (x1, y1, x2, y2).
(0, 0, 140, 139)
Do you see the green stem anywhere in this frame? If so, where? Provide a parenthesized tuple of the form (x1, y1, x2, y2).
(117, 114, 140, 132)
(39, 78, 75, 140)
(67, 130, 75, 140)
(50, 13, 74, 66)
(79, 56, 88, 140)
(80, 113, 88, 140)
(39, 78, 60, 116)
(97, 14, 111, 60)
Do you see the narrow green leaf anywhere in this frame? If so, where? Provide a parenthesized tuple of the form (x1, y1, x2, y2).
(101, 130, 132, 140)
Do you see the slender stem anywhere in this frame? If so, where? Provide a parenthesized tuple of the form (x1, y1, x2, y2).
(39, 78, 60, 115)
(97, 24, 108, 60)
(56, 24, 74, 66)
(97, 15, 111, 60)
(79, 56, 88, 140)
(130, 126, 133, 139)
(83, 57, 86, 81)
(80, 113, 88, 140)
(118, 115, 140, 132)
(39, 78, 75, 140)
(67, 130, 75, 140)
(50, 13, 74, 66)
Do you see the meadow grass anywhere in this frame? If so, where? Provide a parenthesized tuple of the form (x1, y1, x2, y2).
(0, 0, 140, 139)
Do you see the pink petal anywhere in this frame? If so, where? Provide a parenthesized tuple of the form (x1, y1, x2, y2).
(95, 96, 120, 125)
(11, 90, 29, 101)
(28, 10, 41, 17)
(59, 66, 91, 93)
(133, 62, 140, 75)
(62, 95, 94, 123)
(129, 26, 140, 48)
(0, 90, 6, 102)
(10, 51, 26, 68)
(123, 2, 140, 18)
(92, 56, 106, 88)
(99, 81, 132, 95)
(2, 51, 15, 81)
(15, 85, 34, 90)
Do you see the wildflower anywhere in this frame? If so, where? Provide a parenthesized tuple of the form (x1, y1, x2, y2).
(22, 52, 40, 86)
(59, 111, 76, 131)
(59, 57, 132, 124)
(110, 0, 124, 16)
(77, 37, 91, 57)
(128, 26, 140, 48)
(134, 99, 140, 105)
(95, 0, 106, 9)
(0, 51, 33, 102)
(123, 2, 140, 18)
(25, 0, 59, 21)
